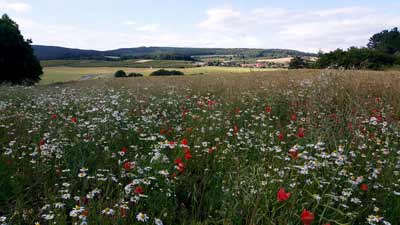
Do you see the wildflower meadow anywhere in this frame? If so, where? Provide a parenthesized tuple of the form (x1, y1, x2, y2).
(1, 70, 400, 225)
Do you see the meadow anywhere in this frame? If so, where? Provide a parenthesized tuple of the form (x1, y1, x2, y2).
(1, 69, 400, 225)
(40, 66, 280, 84)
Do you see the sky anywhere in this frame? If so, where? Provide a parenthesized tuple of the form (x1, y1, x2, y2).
(1, 0, 400, 53)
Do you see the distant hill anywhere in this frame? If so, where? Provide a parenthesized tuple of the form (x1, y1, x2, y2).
(33, 45, 316, 60)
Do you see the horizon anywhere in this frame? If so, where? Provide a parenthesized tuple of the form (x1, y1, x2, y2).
(1, 0, 400, 53)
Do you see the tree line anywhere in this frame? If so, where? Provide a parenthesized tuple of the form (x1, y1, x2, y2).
(314, 28, 400, 70)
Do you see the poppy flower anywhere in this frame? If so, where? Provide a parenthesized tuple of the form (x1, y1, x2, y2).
(177, 162, 185, 172)
(181, 139, 188, 146)
(174, 157, 183, 165)
(265, 106, 272, 113)
(71, 117, 78, 123)
(121, 147, 128, 153)
(208, 148, 214, 154)
(289, 149, 299, 160)
(297, 128, 305, 138)
(278, 132, 284, 141)
(360, 183, 368, 191)
(233, 126, 239, 134)
(277, 187, 291, 202)
(39, 139, 46, 146)
(134, 186, 144, 195)
(301, 209, 314, 225)
(291, 114, 297, 121)
(123, 162, 134, 170)
(185, 152, 192, 160)
(51, 114, 58, 119)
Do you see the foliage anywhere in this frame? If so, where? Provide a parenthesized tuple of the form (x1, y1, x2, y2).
(150, 69, 184, 76)
(289, 56, 309, 69)
(316, 47, 395, 70)
(367, 27, 400, 55)
(317, 27, 400, 70)
(0, 14, 43, 85)
(127, 72, 143, 77)
(114, 70, 127, 78)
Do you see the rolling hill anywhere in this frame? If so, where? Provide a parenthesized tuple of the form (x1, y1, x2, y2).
(33, 45, 317, 60)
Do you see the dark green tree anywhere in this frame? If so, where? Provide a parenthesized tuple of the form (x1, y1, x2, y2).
(289, 56, 308, 69)
(367, 27, 400, 55)
(114, 70, 127, 78)
(0, 14, 43, 85)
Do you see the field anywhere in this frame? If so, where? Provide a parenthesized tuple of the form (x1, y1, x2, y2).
(41, 66, 281, 84)
(1, 70, 400, 225)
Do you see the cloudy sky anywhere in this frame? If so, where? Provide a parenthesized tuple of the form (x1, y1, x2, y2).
(1, 0, 400, 52)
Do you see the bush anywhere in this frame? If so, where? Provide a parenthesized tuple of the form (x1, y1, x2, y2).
(150, 69, 184, 76)
(114, 70, 127, 78)
(289, 56, 308, 69)
(127, 72, 144, 77)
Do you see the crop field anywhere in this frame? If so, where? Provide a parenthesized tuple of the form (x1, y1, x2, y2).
(1, 70, 400, 225)
(41, 66, 281, 84)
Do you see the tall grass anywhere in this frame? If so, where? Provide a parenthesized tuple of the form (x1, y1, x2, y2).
(0, 69, 399, 225)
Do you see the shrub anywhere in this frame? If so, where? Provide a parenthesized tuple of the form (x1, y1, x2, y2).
(114, 70, 127, 78)
(289, 56, 308, 69)
(150, 69, 184, 76)
(127, 73, 144, 77)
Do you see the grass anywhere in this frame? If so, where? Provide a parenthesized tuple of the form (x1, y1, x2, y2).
(1, 69, 400, 225)
(40, 66, 282, 84)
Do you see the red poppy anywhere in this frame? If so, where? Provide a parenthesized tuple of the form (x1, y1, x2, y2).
(278, 132, 284, 141)
(291, 114, 297, 121)
(51, 114, 58, 119)
(301, 209, 315, 225)
(160, 128, 167, 135)
(297, 128, 305, 138)
(71, 117, 78, 123)
(208, 148, 214, 154)
(123, 162, 134, 170)
(39, 139, 46, 146)
(134, 186, 144, 195)
(181, 138, 188, 146)
(289, 149, 299, 160)
(174, 157, 183, 165)
(177, 162, 185, 172)
(185, 152, 192, 160)
(233, 126, 239, 134)
(360, 183, 368, 191)
(265, 106, 272, 113)
(121, 147, 128, 153)
(277, 187, 291, 202)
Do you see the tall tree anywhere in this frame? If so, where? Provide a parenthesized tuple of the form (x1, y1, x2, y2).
(0, 14, 43, 85)
(367, 27, 400, 55)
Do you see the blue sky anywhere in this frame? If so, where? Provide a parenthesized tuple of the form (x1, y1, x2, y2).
(1, 0, 399, 52)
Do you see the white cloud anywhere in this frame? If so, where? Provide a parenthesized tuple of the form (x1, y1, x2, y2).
(123, 20, 136, 26)
(136, 24, 160, 32)
(0, 1, 30, 13)
(196, 6, 400, 52)
(12, 5, 400, 53)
